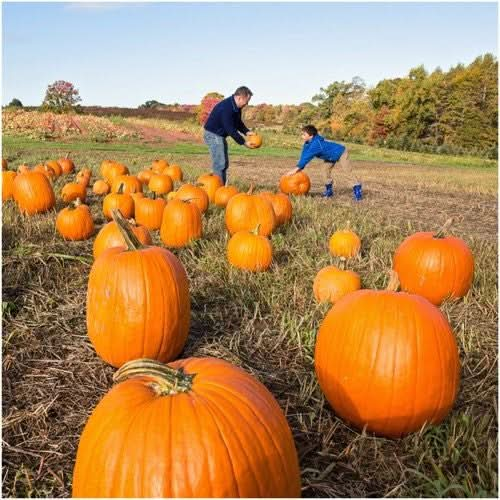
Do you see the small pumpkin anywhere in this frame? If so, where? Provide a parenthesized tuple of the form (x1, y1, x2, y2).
(225, 185, 276, 236)
(162, 163, 183, 182)
(175, 183, 209, 214)
(149, 174, 173, 196)
(258, 191, 292, 226)
(247, 133, 263, 148)
(46, 160, 62, 177)
(111, 175, 142, 194)
(197, 173, 223, 203)
(76, 168, 92, 187)
(93, 217, 152, 259)
(56, 199, 94, 241)
(13, 172, 56, 215)
(33, 164, 56, 181)
(214, 185, 239, 208)
(313, 263, 361, 304)
(87, 209, 190, 367)
(393, 219, 474, 305)
(151, 159, 169, 173)
(279, 171, 311, 195)
(92, 179, 110, 196)
(227, 226, 273, 272)
(100, 159, 117, 179)
(137, 169, 153, 185)
(61, 182, 87, 203)
(329, 228, 361, 258)
(104, 162, 129, 184)
(57, 153, 75, 174)
(160, 198, 202, 248)
(135, 194, 166, 231)
(314, 272, 460, 438)
(102, 186, 134, 220)
(72, 357, 301, 498)
(2, 170, 17, 202)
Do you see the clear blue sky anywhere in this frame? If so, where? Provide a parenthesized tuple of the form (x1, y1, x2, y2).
(2, 1, 498, 106)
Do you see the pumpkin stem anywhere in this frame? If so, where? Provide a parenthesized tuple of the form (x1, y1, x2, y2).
(66, 151, 71, 159)
(117, 183, 124, 195)
(251, 224, 261, 236)
(247, 184, 255, 195)
(73, 197, 82, 208)
(386, 270, 400, 292)
(111, 209, 144, 251)
(434, 218, 453, 239)
(113, 358, 194, 395)
(338, 257, 347, 270)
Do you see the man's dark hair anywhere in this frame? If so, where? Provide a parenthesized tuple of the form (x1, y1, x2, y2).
(302, 125, 318, 136)
(234, 86, 253, 98)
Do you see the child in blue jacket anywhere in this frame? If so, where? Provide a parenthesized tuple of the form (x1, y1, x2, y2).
(285, 125, 362, 199)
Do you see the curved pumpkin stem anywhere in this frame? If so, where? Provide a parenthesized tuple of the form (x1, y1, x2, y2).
(251, 224, 261, 236)
(386, 270, 400, 292)
(338, 257, 347, 271)
(113, 358, 194, 395)
(111, 209, 144, 251)
(247, 184, 255, 195)
(117, 183, 124, 195)
(434, 218, 454, 239)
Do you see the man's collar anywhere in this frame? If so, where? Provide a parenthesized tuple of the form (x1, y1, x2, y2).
(231, 95, 238, 112)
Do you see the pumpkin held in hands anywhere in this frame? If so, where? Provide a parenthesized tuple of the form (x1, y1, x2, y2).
(314, 272, 460, 438)
(72, 357, 301, 498)
(87, 210, 190, 367)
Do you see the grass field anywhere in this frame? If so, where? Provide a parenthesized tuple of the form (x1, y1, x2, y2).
(2, 137, 498, 497)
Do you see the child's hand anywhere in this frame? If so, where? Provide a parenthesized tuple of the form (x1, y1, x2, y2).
(286, 168, 298, 176)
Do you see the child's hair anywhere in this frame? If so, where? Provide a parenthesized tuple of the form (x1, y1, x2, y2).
(302, 125, 318, 136)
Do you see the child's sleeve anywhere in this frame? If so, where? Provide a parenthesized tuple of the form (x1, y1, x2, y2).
(297, 141, 321, 169)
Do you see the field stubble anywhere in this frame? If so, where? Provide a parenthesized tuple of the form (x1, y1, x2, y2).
(1, 149, 498, 497)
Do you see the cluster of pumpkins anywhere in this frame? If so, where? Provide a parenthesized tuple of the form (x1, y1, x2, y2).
(1, 153, 476, 497)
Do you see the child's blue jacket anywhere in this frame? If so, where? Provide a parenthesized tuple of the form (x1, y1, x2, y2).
(297, 134, 346, 169)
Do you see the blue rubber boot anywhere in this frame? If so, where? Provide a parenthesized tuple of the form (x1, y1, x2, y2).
(353, 183, 363, 201)
(322, 183, 334, 198)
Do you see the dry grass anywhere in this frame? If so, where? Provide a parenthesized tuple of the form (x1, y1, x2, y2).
(2, 146, 498, 497)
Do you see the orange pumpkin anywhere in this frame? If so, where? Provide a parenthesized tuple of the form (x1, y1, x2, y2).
(105, 162, 129, 184)
(175, 183, 209, 214)
(227, 227, 273, 272)
(72, 357, 301, 498)
(329, 229, 361, 258)
(2, 170, 17, 202)
(58, 154, 75, 174)
(149, 174, 173, 195)
(111, 175, 142, 194)
(258, 191, 292, 226)
(102, 188, 134, 220)
(151, 159, 169, 173)
(279, 171, 311, 195)
(162, 164, 183, 182)
(247, 133, 263, 148)
(137, 169, 153, 185)
(76, 168, 92, 187)
(314, 272, 460, 438)
(61, 182, 87, 203)
(92, 179, 110, 196)
(13, 172, 56, 215)
(313, 265, 361, 304)
(33, 164, 56, 181)
(197, 173, 223, 203)
(56, 199, 94, 241)
(46, 160, 62, 177)
(135, 194, 166, 231)
(214, 185, 239, 208)
(87, 210, 190, 367)
(225, 186, 276, 236)
(160, 198, 202, 247)
(93, 218, 152, 260)
(100, 159, 117, 179)
(393, 220, 474, 305)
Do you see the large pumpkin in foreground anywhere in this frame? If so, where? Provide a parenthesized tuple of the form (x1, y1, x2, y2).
(393, 221, 474, 305)
(87, 211, 190, 368)
(72, 357, 301, 498)
(314, 273, 460, 438)
(279, 171, 310, 195)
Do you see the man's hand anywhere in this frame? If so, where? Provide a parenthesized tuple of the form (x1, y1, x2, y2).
(246, 130, 256, 136)
(286, 168, 299, 176)
(244, 140, 255, 148)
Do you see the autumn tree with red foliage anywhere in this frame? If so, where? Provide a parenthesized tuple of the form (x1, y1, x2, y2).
(198, 92, 224, 125)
